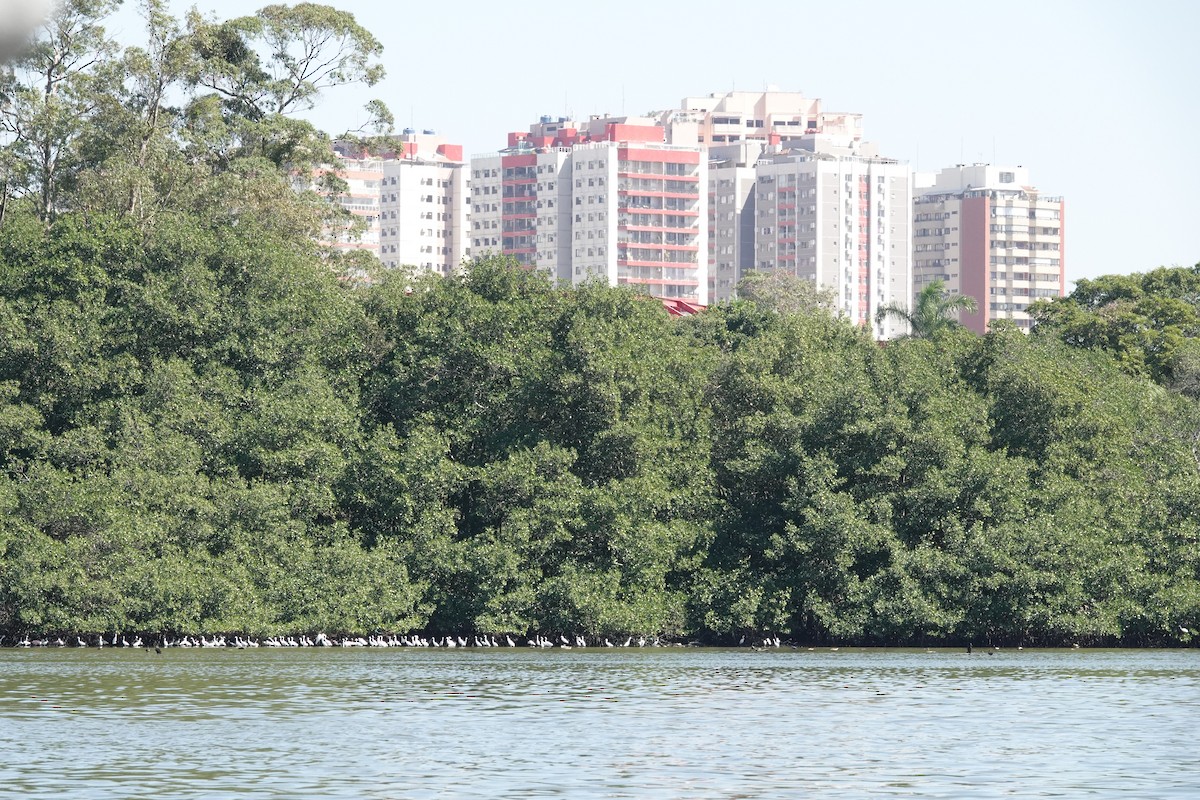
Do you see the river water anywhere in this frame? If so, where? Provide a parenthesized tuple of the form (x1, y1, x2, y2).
(0, 647, 1196, 798)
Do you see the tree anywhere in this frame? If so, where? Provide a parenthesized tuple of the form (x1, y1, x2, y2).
(0, 0, 122, 225)
(185, 2, 386, 167)
(875, 279, 978, 339)
(735, 270, 835, 316)
(84, 0, 195, 221)
(1031, 264, 1200, 384)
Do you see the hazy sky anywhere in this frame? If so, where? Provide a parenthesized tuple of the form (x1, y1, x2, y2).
(106, 0, 1199, 285)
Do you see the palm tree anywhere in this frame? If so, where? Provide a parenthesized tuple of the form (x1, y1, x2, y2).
(875, 279, 978, 339)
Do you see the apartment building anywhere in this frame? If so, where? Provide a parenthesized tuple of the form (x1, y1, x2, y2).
(471, 115, 708, 304)
(752, 148, 913, 339)
(913, 165, 1065, 333)
(651, 89, 911, 323)
(304, 151, 384, 256)
(375, 130, 468, 275)
(705, 141, 764, 301)
(469, 144, 573, 281)
(655, 87, 866, 151)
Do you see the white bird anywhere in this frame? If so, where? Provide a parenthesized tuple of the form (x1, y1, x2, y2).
(505, 635, 516, 647)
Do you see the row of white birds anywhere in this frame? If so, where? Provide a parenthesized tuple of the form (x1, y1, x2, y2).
(0, 633, 786, 649)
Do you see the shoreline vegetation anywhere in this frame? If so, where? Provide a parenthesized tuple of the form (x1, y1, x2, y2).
(1, 2, 1198, 648)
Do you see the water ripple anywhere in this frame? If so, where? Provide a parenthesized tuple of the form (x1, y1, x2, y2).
(1, 648, 1197, 798)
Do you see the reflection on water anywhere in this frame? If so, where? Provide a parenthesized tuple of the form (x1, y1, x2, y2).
(1, 648, 1197, 798)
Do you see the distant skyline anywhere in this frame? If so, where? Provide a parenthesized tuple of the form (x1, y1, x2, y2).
(107, 0, 1200, 285)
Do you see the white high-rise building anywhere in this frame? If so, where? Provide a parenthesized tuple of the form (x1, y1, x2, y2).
(913, 164, 1065, 333)
(370, 131, 468, 275)
(656, 88, 867, 151)
(707, 141, 762, 301)
(470, 146, 573, 281)
(650, 89, 912, 333)
(752, 148, 913, 339)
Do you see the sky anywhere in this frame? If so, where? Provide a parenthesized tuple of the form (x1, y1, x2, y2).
(104, 0, 1200, 286)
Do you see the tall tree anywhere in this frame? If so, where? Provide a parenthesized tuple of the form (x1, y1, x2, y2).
(875, 279, 978, 339)
(185, 2, 385, 168)
(736, 270, 836, 317)
(0, 0, 122, 225)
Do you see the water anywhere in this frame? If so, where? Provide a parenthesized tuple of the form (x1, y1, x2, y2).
(1, 647, 1197, 798)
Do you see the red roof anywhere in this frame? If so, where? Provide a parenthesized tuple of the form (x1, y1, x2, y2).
(660, 298, 707, 316)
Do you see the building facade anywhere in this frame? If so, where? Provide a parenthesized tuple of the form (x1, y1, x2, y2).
(913, 165, 1065, 333)
(707, 141, 762, 301)
(655, 88, 865, 150)
(471, 116, 708, 304)
(304, 152, 384, 257)
(375, 130, 468, 275)
(651, 89, 912, 332)
(752, 148, 913, 339)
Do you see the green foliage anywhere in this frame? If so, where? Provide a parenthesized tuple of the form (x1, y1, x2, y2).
(735, 270, 836, 316)
(875, 278, 979, 339)
(1, 222, 1198, 642)
(1031, 264, 1200, 383)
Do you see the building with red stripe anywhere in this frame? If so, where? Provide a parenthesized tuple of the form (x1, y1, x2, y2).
(471, 115, 708, 305)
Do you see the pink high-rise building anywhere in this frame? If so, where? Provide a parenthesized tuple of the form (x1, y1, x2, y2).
(471, 115, 708, 304)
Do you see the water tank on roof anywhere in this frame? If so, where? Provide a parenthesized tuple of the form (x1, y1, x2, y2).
(540, 115, 552, 123)
(422, 129, 435, 135)
(402, 127, 415, 135)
